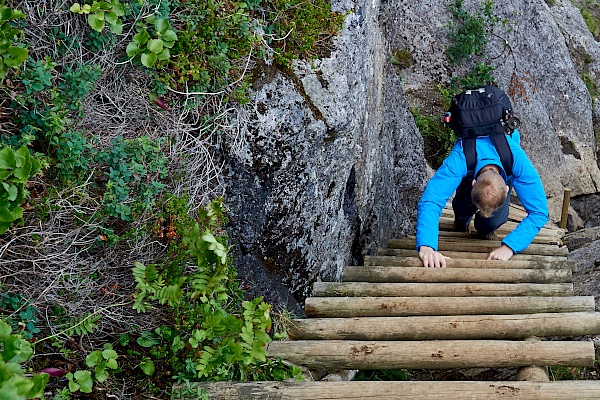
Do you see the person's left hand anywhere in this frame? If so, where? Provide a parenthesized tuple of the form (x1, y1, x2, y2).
(487, 244, 514, 260)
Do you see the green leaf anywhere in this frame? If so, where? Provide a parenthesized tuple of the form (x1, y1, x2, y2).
(106, 358, 118, 369)
(70, 3, 83, 13)
(155, 19, 169, 34)
(162, 29, 177, 43)
(85, 350, 103, 367)
(136, 331, 160, 347)
(3, 47, 28, 68)
(102, 349, 118, 360)
(140, 52, 157, 68)
(111, 0, 125, 16)
(0, 207, 22, 223)
(105, 11, 118, 25)
(26, 373, 49, 398)
(75, 370, 93, 393)
(157, 48, 170, 61)
(133, 29, 150, 45)
(82, 4, 92, 13)
(0, 321, 11, 340)
(94, 366, 109, 383)
(140, 359, 155, 376)
(3, 335, 33, 362)
(4, 183, 17, 202)
(0, 147, 16, 169)
(126, 42, 141, 57)
(88, 13, 105, 31)
(110, 19, 123, 35)
(67, 373, 79, 392)
(146, 39, 163, 54)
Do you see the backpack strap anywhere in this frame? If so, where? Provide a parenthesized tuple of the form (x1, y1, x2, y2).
(489, 133, 514, 177)
(461, 134, 514, 179)
(462, 137, 477, 179)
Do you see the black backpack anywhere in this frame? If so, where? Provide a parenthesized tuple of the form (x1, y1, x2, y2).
(443, 85, 520, 178)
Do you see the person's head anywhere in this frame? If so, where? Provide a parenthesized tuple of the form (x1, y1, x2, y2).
(471, 165, 509, 218)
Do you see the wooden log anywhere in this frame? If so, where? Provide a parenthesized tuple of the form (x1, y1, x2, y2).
(287, 312, 600, 340)
(364, 255, 576, 271)
(437, 230, 561, 245)
(517, 337, 550, 382)
(388, 238, 569, 256)
(267, 340, 595, 369)
(438, 217, 561, 238)
(304, 296, 595, 318)
(312, 282, 574, 297)
(342, 266, 572, 283)
(559, 188, 571, 230)
(377, 248, 565, 262)
(183, 381, 600, 400)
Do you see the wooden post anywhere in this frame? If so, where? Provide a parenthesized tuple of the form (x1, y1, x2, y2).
(559, 188, 571, 229)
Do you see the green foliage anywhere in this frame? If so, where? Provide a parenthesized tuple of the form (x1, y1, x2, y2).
(0, 294, 40, 339)
(131, 199, 301, 383)
(0, 320, 49, 398)
(160, 0, 343, 101)
(391, 49, 413, 68)
(446, 0, 498, 64)
(65, 344, 119, 394)
(70, 0, 125, 34)
(355, 369, 411, 381)
(410, 107, 456, 169)
(580, 5, 600, 38)
(62, 313, 102, 338)
(449, 61, 495, 96)
(582, 71, 599, 98)
(126, 15, 178, 68)
(95, 135, 168, 221)
(0, 4, 28, 81)
(0, 146, 41, 234)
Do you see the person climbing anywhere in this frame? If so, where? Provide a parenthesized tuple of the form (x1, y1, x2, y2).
(416, 86, 549, 267)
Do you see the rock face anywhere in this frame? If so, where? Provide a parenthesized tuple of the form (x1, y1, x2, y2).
(220, 0, 600, 311)
(221, 0, 427, 312)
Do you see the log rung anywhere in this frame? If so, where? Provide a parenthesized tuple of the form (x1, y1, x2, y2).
(186, 381, 600, 400)
(388, 238, 569, 257)
(312, 282, 574, 297)
(267, 340, 595, 370)
(342, 266, 572, 283)
(364, 255, 576, 271)
(288, 312, 600, 340)
(304, 296, 595, 317)
(377, 248, 565, 261)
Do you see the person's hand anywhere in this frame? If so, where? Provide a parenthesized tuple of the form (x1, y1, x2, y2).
(487, 244, 514, 260)
(418, 246, 447, 268)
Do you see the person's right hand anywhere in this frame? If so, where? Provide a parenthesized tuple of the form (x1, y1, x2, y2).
(418, 246, 447, 268)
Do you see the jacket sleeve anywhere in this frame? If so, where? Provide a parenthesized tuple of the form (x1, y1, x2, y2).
(500, 143, 549, 254)
(416, 143, 466, 251)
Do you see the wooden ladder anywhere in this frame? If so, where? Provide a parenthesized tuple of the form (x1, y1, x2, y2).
(192, 204, 600, 399)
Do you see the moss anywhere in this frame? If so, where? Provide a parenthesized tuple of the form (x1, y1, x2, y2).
(391, 49, 413, 68)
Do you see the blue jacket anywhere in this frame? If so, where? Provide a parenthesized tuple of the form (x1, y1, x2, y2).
(416, 130, 549, 254)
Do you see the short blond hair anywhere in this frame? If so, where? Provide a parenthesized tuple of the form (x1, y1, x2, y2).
(471, 170, 507, 218)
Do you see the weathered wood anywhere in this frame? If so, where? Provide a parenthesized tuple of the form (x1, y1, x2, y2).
(517, 337, 550, 382)
(377, 248, 565, 262)
(312, 282, 574, 297)
(559, 188, 571, 230)
(267, 340, 595, 369)
(342, 266, 572, 283)
(438, 217, 561, 239)
(364, 255, 576, 271)
(287, 312, 600, 340)
(437, 230, 561, 245)
(388, 238, 569, 256)
(304, 296, 595, 318)
(183, 381, 600, 400)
